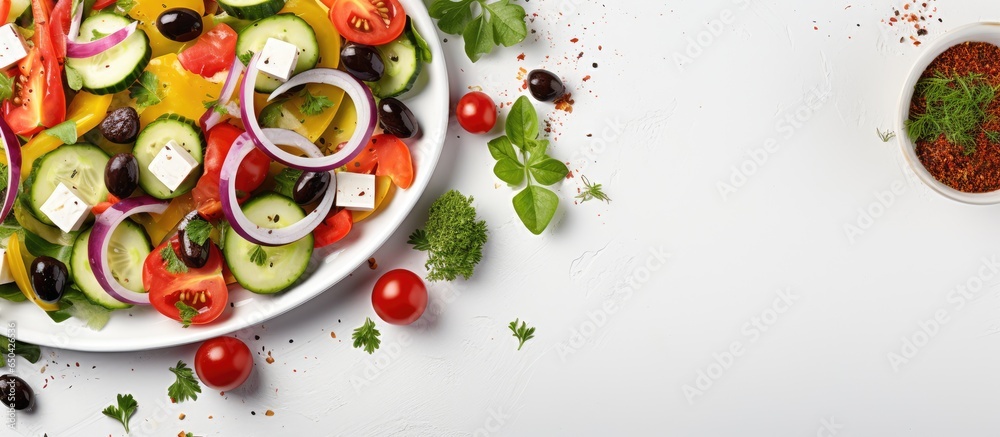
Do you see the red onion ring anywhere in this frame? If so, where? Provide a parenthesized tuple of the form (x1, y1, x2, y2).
(220, 129, 336, 246)
(0, 117, 20, 223)
(66, 1, 138, 58)
(88, 196, 169, 305)
(199, 58, 245, 132)
(240, 52, 376, 172)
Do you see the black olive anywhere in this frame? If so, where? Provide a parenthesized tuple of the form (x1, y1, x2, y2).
(156, 8, 203, 43)
(99, 107, 140, 144)
(527, 69, 566, 102)
(29, 256, 68, 304)
(178, 212, 210, 269)
(0, 375, 34, 411)
(378, 98, 419, 138)
(104, 153, 140, 199)
(293, 171, 331, 205)
(341, 44, 385, 82)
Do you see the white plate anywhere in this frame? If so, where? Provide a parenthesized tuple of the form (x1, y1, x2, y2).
(8, 0, 449, 352)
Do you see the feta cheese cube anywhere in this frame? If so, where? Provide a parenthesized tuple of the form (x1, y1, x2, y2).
(335, 172, 375, 211)
(0, 248, 14, 285)
(40, 183, 91, 233)
(148, 140, 199, 191)
(256, 38, 300, 82)
(0, 24, 28, 71)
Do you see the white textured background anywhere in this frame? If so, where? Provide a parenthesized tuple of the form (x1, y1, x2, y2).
(10, 0, 1000, 435)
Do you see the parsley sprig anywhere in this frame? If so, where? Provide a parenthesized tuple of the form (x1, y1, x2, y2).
(102, 393, 138, 433)
(248, 245, 267, 266)
(488, 96, 568, 234)
(129, 71, 163, 109)
(175, 301, 198, 328)
(408, 190, 487, 281)
(508, 318, 535, 350)
(299, 89, 334, 116)
(429, 0, 527, 62)
(161, 245, 188, 274)
(184, 220, 213, 246)
(168, 361, 202, 403)
(0, 73, 14, 102)
(352, 317, 381, 354)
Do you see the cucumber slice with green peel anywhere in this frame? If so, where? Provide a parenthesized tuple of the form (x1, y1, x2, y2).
(23, 144, 110, 227)
(64, 13, 151, 95)
(71, 222, 152, 310)
(133, 114, 205, 199)
(236, 14, 319, 93)
(218, 0, 286, 21)
(365, 26, 422, 98)
(223, 193, 313, 294)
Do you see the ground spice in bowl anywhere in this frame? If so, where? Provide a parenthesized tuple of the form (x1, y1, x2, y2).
(911, 41, 1000, 192)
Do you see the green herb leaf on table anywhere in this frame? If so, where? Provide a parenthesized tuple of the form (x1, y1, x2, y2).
(161, 245, 188, 274)
(0, 336, 40, 367)
(44, 120, 78, 145)
(487, 96, 567, 234)
(876, 128, 896, 143)
(412, 190, 487, 281)
(299, 89, 335, 116)
(129, 71, 163, 109)
(576, 175, 611, 203)
(0, 73, 13, 101)
(65, 65, 84, 91)
(508, 318, 535, 350)
(184, 220, 213, 246)
(248, 245, 267, 266)
(429, 0, 526, 62)
(175, 301, 198, 328)
(352, 317, 381, 354)
(168, 361, 202, 402)
(102, 393, 138, 434)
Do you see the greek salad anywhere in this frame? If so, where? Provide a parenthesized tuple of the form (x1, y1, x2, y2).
(0, 0, 429, 329)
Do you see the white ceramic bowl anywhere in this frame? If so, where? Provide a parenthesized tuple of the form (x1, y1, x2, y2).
(896, 22, 1000, 205)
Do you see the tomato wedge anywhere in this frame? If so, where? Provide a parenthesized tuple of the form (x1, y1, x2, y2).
(314, 208, 353, 248)
(178, 23, 238, 78)
(143, 237, 228, 326)
(329, 0, 406, 46)
(344, 141, 378, 174)
(3, 0, 66, 136)
(193, 123, 271, 219)
(371, 134, 414, 189)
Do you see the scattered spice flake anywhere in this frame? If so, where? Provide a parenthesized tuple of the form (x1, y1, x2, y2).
(570, 38, 579, 43)
(179, 413, 186, 420)
(883, 0, 938, 46)
(516, 53, 525, 61)
(554, 93, 575, 113)
(521, 80, 528, 90)
(367, 257, 377, 269)
(330, 331, 337, 339)
(265, 410, 275, 417)
(582, 75, 591, 82)
(265, 351, 275, 364)
(516, 67, 528, 81)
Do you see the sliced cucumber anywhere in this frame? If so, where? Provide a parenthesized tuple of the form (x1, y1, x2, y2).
(366, 27, 422, 98)
(218, 0, 286, 21)
(223, 193, 313, 294)
(64, 13, 151, 95)
(24, 144, 110, 227)
(7, 0, 28, 23)
(236, 14, 319, 93)
(133, 114, 205, 199)
(71, 222, 152, 310)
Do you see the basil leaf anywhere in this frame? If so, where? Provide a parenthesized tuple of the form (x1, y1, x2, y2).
(0, 337, 41, 367)
(505, 96, 538, 148)
(494, 158, 524, 185)
(529, 158, 569, 186)
(65, 65, 84, 91)
(485, 0, 527, 47)
(429, 0, 475, 35)
(44, 120, 78, 145)
(463, 13, 495, 63)
(513, 185, 559, 235)
(408, 18, 433, 63)
(487, 136, 519, 161)
(24, 230, 73, 267)
(0, 282, 26, 302)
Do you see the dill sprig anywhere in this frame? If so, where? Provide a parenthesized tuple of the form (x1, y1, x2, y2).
(906, 72, 1000, 155)
(876, 128, 896, 142)
(576, 176, 611, 203)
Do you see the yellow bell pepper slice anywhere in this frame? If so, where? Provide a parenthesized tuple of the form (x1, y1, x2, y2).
(7, 234, 58, 312)
(251, 0, 345, 142)
(5, 92, 113, 179)
(133, 54, 223, 128)
(352, 176, 394, 223)
(317, 95, 358, 154)
(128, 0, 205, 58)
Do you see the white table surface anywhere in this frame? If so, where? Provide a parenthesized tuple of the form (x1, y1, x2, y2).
(9, 0, 1000, 435)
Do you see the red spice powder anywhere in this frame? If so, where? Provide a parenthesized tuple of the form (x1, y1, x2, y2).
(913, 42, 1000, 192)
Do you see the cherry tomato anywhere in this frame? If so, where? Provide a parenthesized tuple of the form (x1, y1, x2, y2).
(372, 269, 427, 325)
(178, 23, 238, 78)
(143, 236, 228, 325)
(370, 134, 413, 189)
(344, 142, 378, 174)
(456, 92, 497, 134)
(194, 337, 253, 391)
(314, 208, 353, 248)
(329, 0, 406, 46)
